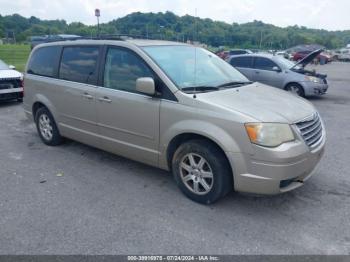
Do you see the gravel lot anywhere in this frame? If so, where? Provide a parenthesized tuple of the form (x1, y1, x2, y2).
(0, 62, 349, 255)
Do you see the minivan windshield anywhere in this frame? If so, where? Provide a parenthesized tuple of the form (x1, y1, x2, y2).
(142, 45, 250, 91)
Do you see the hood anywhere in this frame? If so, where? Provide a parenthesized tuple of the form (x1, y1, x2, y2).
(292, 49, 323, 69)
(196, 83, 316, 123)
(0, 69, 23, 79)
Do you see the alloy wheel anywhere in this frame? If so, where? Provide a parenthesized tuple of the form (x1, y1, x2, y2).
(287, 85, 302, 96)
(38, 114, 53, 141)
(179, 153, 214, 195)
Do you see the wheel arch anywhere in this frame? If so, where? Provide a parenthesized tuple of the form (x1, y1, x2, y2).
(165, 132, 233, 177)
(31, 94, 58, 121)
(284, 81, 304, 91)
(32, 102, 46, 120)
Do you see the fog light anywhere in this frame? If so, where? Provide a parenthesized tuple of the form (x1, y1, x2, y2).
(280, 178, 295, 188)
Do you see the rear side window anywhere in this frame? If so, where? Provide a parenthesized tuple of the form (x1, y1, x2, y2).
(59, 46, 99, 84)
(230, 57, 253, 68)
(27, 46, 61, 77)
(254, 57, 278, 71)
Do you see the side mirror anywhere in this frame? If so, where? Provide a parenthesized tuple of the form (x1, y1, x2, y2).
(136, 77, 156, 96)
(9, 65, 16, 70)
(272, 66, 281, 72)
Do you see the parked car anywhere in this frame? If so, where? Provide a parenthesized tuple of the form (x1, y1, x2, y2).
(225, 49, 253, 61)
(275, 51, 286, 56)
(216, 49, 252, 61)
(24, 40, 325, 204)
(335, 49, 350, 62)
(275, 51, 293, 60)
(229, 49, 252, 56)
(216, 50, 229, 60)
(0, 60, 23, 102)
(228, 49, 328, 97)
(293, 50, 331, 64)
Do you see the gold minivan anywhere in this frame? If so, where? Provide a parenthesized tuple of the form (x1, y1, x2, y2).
(23, 39, 326, 204)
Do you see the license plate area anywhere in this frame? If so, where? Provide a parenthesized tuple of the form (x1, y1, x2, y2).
(0, 82, 14, 90)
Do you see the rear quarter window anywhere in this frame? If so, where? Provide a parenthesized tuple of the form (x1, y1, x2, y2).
(27, 46, 61, 77)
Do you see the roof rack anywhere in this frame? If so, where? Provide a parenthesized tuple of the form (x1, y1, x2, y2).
(30, 34, 161, 48)
(73, 34, 156, 41)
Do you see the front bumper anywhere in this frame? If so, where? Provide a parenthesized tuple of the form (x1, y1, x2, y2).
(302, 81, 328, 96)
(228, 131, 326, 195)
(0, 87, 23, 101)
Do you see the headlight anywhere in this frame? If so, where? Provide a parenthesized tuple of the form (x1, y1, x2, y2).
(245, 123, 295, 147)
(305, 76, 321, 83)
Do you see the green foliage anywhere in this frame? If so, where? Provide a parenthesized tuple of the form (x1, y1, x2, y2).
(0, 44, 30, 72)
(0, 12, 349, 49)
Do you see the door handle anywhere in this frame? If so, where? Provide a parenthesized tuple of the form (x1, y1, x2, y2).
(82, 93, 93, 100)
(255, 71, 260, 74)
(98, 96, 112, 103)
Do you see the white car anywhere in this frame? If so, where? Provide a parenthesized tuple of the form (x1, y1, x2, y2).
(0, 60, 23, 102)
(336, 49, 350, 62)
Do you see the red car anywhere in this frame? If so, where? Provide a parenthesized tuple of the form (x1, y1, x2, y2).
(293, 50, 331, 64)
(216, 51, 229, 60)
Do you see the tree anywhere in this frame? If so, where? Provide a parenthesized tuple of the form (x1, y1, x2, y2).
(0, 12, 348, 49)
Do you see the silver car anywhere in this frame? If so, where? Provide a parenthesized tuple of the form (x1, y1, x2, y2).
(228, 50, 329, 97)
(23, 40, 325, 204)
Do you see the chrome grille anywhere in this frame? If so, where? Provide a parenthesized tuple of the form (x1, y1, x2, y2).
(0, 82, 14, 90)
(296, 113, 323, 148)
(0, 79, 19, 90)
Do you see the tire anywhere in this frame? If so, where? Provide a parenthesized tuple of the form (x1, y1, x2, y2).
(285, 83, 305, 97)
(35, 107, 63, 146)
(172, 139, 232, 204)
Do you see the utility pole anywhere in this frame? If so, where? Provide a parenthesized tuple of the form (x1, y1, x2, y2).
(95, 9, 101, 38)
(191, 8, 199, 44)
(159, 25, 164, 40)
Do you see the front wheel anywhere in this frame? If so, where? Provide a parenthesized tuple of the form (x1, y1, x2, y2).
(285, 83, 305, 97)
(172, 140, 232, 204)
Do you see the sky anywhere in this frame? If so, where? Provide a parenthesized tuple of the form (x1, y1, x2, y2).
(0, 0, 349, 31)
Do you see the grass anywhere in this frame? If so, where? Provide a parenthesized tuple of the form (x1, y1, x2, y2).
(0, 44, 31, 72)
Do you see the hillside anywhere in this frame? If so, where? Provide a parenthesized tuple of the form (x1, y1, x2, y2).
(1, 11, 350, 49)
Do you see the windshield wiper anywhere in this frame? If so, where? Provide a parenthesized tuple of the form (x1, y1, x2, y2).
(181, 81, 252, 94)
(218, 81, 253, 88)
(181, 85, 220, 93)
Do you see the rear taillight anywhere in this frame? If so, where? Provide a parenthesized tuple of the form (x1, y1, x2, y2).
(20, 79, 24, 97)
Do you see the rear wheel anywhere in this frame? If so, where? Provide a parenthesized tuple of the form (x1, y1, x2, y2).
(35, 107, 64, 146)
(285, 83, 305, 97)
(172, 140, 232, 204)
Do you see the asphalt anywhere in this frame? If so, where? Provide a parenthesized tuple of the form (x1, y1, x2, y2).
(0, 62, 349, 255)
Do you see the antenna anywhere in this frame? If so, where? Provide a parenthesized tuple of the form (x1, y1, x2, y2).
(193, 8, 198, 99)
